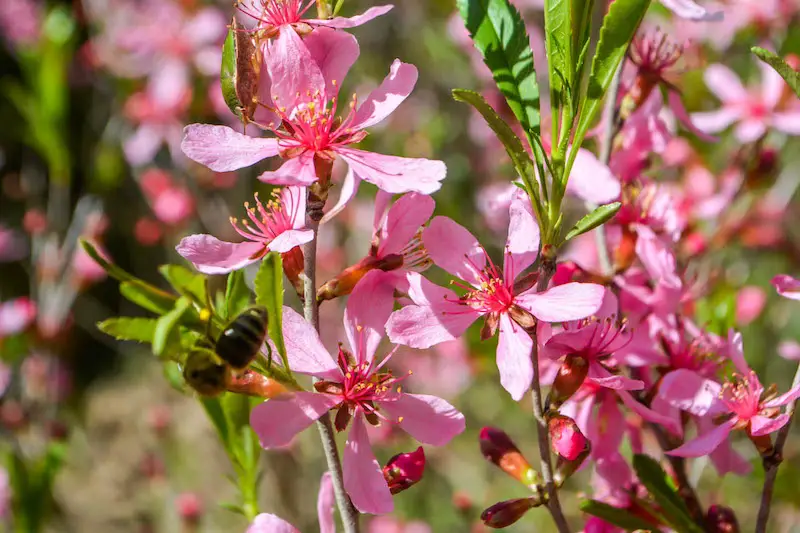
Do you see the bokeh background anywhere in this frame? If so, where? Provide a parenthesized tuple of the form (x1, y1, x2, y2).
(1, 0, 800, 531)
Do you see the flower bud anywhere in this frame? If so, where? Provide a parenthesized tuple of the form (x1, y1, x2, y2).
(479, 427, 541, 488)
(227, 371, 287, 399)
(281, 248, 305, 298)
(548, 414, 589, 462)
(383, 446, 425, 495)
(547, 355, 588, 410)
(480, 497, 540, 528)
(317, 257, 378, 302)
(176, 492, 203, 526)
(706, 504, 740, 533)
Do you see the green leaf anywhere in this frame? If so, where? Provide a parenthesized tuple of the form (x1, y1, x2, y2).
(201, 396, 231, 454)
(457, 0, 541, 135)
(79, 239, 135, 283)
(752, 47, 800, 98)
(254, 252, 287, 367)
(225, 270, 252, 319)
(219, 502, 246, 516)
(574, 0, 651, 143)
(153, 297, 192, 357)
(564, 202, 621, 241)
(97, 317, 158, 343)
(580, 500, 657, 531)
(220, 23, 240, 117)
(545, 0, 571, 99)
(159, 264, 206, 303)
(120, 281, 176, 315)
(632, 454, 704, 533)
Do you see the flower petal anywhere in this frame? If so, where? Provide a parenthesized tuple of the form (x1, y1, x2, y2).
(343, 416, 393, 514)
(308, 5, 393, 29)
(667, 420, 735, 457)
(387, 303, 478, 349)
(317, 472, 335, 533)
(496, 313, 534, 401)
(181, 124, 279, 171)
(772, 111, 800, 135)
(690, 109, 741, 134)
(257, 153, 318, 185)
(734, 119, 767, 144)
(587, 363, 644, 391)
(423, 216, 486, 286)
(338, 148, 446, 195)
(282, 306, 341, 379)
(267, 26, 325, 110)
(303, 27, 359, 100)
(247, 513, 300, 533)
(176, 234, 264, 275)
(658, 369, 723, 417)
(618, 390, 682, 436)
(268, 229, 314, 253)
(380, 393, 465, 445)
(659, 0, 721, 20)
(750, 414, 790, 436)
(352, 59, 418, 130)
(704, 64, 748, 103)
(759, 59, 785, 109)
(321, 165, 360, 224)
(772, 274, 800, 301)
(668, 90, 718, 142)
(344, 270, 395, 364)
(250, 392, 341, 448)
(504, 194, 540, 281)
(567, 149, 621, 204)
(762, 384, 800, 409)
(517, 283, 605, 322)
(377, 193, 435, 257)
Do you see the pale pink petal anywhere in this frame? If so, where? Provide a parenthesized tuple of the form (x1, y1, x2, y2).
(567, 149, 621, 204)
(377, 193, 434, 257)
(124, 124, 165, 166)
(690, 108, 741, 133)
(545, 327, 598, 357)
(387, 304, 479, 349)
(185, 8, 227, 46)
(709, 438, 753, 476)
(247, 513, 300, 533)
(778, 340, 800, 361)
(303, 27, 359, 99)
(176, 234, 264, 275)
(772, 111, 800, 135)
(267, 229, 315, 253)
(257, 153, 318, 185)
(372, 190, 394, 231)
(148, 57, 189, 109)
(282, 306, 342, 379)
(735, 119, 767, 143)
(404, 271, 461, 307)
(337, 148, 446, 195)
(704, 64, 747, 103)
(281, 185, 308, 230)
(181, 124, 280, 171)
(422, 216, 486, 286)
(772, 274, 800, 300)
(344, 270, 395, 363)
(317, 472, 335, 533)
(351, 59, 418, 130)
(504, 194, 540, 281)
(587, 363, 644, 391)
(658, 369, 723, 417)
(725, 329, 750, 375)
(496, 314, 534, 400)
(250, 392, 341, 447)
(343, 416, 393, 514)
(736, 286, 766, 325)
(517, 283, 605, 322)
(380, 393, 465, 445)
(762, 384, 800, 408)
(659, 0, 720, 20)
(321, 166, 360, 224)
(267, 27, 325, 110)
(760, 60, 785, 109)
(667, 419, 735, 457)
(750, 414, 790, 436)
(618, 390, 682, 435)
(592, 397, 625, 459)
(668, 90, 718, 142)
(308, 5, 393, 29)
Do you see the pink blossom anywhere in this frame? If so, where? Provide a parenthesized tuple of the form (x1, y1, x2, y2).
(566, 149, 621, 205)
(692, 62, 800, 143)
(659, 0, 721, 20)
(71, 240, 109, 286)
(182, 28, 446, 195)
(237, 0, 392, 35)
(0, 0, 41, 48)
(0, 225, 28, 262)
(247, 473, 335, 533)
(772, 274, 800, 300)
(369, 516, 431, 533)
(0, 297, 37, 338)
(778, 340, 800, 361)
(249, 273, 465, 514)
(398, 338, 473, 400)
(387, 195, 605, 400)
(735, 286, 766, 325)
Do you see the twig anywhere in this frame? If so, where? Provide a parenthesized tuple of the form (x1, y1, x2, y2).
(755, 362, 800, 533)
(304, 187, 361, 533)
(650, 423, 705, 524)
(529, 257, 571, 533)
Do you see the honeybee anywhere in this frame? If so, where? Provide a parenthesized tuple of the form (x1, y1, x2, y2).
(182, 349, 231, 397)
(215, 306, 269, 369)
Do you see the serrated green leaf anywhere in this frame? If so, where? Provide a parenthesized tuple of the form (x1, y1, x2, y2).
(632, 454, 703, 533)
(752, 47, 800, 98)
(153, 297, 192, 357)
(545, 0, 571, 99)
(458, 0, 541, 135)
(254, 253, 287, 367)
(120, 281, 176, 314)
(79, 239, 135, 283)
(574, 0, 651, 144)
(225, 270, 252, 319)
(564, 202, 621, 242)
(580, 500, 658, 531)
(97, 317, 158, 343)
(159, 264, 206, 303)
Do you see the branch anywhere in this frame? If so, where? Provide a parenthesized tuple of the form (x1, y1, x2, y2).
(756, 362, 800, 533)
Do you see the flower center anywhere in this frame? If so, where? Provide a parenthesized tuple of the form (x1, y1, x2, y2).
(630, 29, 683, 81)
(567, 316, 632, 362)
(236, 0, 313, 29)
(720, 371, 763, 420)
(229, 190, 295, 246)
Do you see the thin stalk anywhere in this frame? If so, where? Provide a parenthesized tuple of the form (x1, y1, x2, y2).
(304, 187, 361, 533)
(756, 362, 800, 533)
(529, 258, 571, 533)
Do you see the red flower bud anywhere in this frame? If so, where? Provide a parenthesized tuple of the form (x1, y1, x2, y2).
(226, 371, 287, 399)
(706, 504, 740, 533)
(383, 446, 425, 495)
(480, 497, 539, 528)
(176, 492, 203, 525)
(548, 414, 588, 461)
(281, 248, 305, 298)
(548, 355, 589, 410)
(479, 427, 541, 487)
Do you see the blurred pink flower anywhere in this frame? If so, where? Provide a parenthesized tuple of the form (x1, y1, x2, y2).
(0, 225, 28, 262)
(0, 467, 7, 519)
(735, 286, 766, 325)
(0, 297, 37, 338)
(369, 516, 431, 533)
(247, 473, 335, 533)
(0, 0, 41, 48)
(399, 338, 472, 400)
(772, 274, 800, 300)
(387, 195, 605, 400)
(249, 274, 465, 514)
(778, 341, 800, 361)
(659, 0, 721, 20)
(71, 240, 108, 285)
(692, 62, 800, 143)
(177, 186, 311, 275)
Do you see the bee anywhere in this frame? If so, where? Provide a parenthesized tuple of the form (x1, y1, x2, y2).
(182, 349, 231, 397)
(215, 306, 269, 370)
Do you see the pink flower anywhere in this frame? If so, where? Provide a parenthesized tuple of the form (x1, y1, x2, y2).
(772, 274, 800, 300)
(659, 0, 721, 20)
(369, 516, 431, 533)
(0, 297, 37, 338)
(387, 195, 605, 400)
(247, 472, 335, 533)
(249, 273, 465, 514)
(0, 224, 28, 262)
(182, 28, 446, 195)
(176, 186, 312, 275)
(238, 0, 392, 35)
(778, 340, 800, 361)
(692, 62, 800, 143)
(735, 286, 766, 325)
(566, 149, 621, 205)
(661, 331, 800, 457)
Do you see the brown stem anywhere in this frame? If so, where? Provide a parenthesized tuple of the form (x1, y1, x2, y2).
(755, 363, 800, 533)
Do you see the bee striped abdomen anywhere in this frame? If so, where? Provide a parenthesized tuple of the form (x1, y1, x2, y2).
(215, 306, 268, 369)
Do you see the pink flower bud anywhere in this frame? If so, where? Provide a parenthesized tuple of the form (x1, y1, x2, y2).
(176, 492, 203, 525)
(479, 427, 540, 487)
(383, 446, 425, 495)
(480, 497, 538, 528)
(548, 355, 589, 410)
(706, 504, 739, 533)
(548, 414, 588, 461)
